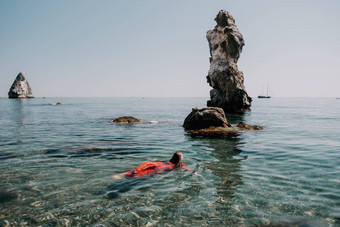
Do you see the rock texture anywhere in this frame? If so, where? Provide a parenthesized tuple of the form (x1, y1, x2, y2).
(8, 73, 34, 98)
(186, 127, 239, 138)
(183, 107, 237, 138)
(183, 107, 262, 138)
(206, 10, 251, 113)
(237, 122, 263, 130)
(183, 107, 230, 130)
(113, 116, 143, 124)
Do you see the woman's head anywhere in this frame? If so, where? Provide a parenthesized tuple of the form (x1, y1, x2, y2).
(169, 152, 183, 166)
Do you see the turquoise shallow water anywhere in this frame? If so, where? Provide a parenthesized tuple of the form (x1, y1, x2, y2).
(0, 97, 339, 226)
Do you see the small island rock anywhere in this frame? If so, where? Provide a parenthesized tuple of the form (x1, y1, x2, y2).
(183, 107, 230, 130)
(113, 116, 143, 124)
(8, 73, 34, 99)
(183, 107, 263, 138)
(206, 10, 251, 113)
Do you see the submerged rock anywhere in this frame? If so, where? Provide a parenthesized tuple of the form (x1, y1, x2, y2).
(206, 10, 251, 113)
(237, 121, 263, 130)
(113, 116, 143, 124)
(149, 121, 168, 124)
(183, 107, 230, 130)
(0, 189, 18, 203)
(8, 72, 34, 98)
(186, 126, 239, 138)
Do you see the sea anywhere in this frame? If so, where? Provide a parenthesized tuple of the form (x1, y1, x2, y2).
(0, 97, 339, 226)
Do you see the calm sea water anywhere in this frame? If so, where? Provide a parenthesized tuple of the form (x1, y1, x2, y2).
(0, 97, 339, 226)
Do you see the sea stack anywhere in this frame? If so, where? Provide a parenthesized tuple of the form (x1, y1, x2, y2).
(8, 73, 34, 98)
(206, 10, 251, 113)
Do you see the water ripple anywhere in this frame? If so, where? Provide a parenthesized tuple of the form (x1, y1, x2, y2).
(0, 97, 339, 226)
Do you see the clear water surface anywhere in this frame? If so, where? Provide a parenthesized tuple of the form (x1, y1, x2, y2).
(0, 97, 339, 226)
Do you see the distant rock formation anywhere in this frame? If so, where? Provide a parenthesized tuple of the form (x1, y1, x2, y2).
(206, 10, 251, 113)
(183, 107, 262, 138)
(113, 116, 144, 124)
(8, 73, 34, 98)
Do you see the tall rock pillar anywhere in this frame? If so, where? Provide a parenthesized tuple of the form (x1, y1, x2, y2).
(206, 10, 251, 113)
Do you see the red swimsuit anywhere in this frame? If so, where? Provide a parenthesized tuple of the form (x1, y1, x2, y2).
(124, 161, 193, 178)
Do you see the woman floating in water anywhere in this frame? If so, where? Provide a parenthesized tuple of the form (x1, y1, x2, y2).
(112, 152, 195, 179)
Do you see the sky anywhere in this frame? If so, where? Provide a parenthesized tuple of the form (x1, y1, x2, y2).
(0, 0, 339, 97)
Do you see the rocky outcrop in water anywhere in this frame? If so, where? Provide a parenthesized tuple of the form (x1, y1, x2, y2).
(183, 107, 262, 138)
(206, 10, 251, 113)
(183, 107, 230, 130)
(8, 73, 34, 98)
(113, 116, 143, 124)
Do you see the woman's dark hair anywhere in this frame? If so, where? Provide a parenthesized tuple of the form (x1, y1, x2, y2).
(169, 152, 183, 167)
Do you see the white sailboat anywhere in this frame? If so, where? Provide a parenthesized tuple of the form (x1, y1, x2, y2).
(258, 84, 271, 98)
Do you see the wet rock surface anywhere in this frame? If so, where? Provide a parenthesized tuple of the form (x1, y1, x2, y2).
(183, 107, 262, 138)
(183, 107, 230, 130)
(8, 72, 34, 98)
(113, 116, 143, 124)
(237, 121, 263, 130)
(185, 127, 239, 138)
(206, 10, 251, 113)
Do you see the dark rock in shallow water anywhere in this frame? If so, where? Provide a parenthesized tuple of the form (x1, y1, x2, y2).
(206, 10, 251, 113)
(183, 107, 230, 130)
(113, 116, 143, 124)
(0, 189, 18, 203)
(186, 126, 239, 138)
(8, 72, 34, 98)
(183, 107, 263, 138)
(237, 121, 263, 130)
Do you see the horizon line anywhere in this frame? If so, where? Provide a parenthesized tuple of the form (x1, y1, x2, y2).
(0, 96, 339, 98)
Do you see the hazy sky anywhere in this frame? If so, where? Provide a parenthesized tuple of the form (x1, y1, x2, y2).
(0, 0, 339, 97)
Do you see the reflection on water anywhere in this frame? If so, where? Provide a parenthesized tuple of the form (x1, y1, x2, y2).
(186, 136, 246, 225)
(207, 138, 244, 199)
(9, 99, 29, 131)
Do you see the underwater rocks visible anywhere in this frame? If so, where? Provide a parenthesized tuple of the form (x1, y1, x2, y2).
(8, 72, 34, 98)
(183, 107, 230, 130)
(237, 121, 263, 130)
(149, 121, 168, 124)
(186, 126, 239, 138)
(183, 107, 262, 138)
(113, 116, 144, 124)
(206, 10, 251, 113)
(0, 189, 18, 203)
